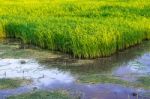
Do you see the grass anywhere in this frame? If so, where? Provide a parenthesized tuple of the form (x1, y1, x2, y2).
(0, 78, 31, 89)
(0, 0, 150, 58)
(77, 74, 128, 85)
(134, 76, 150, 89)
(8, 90, 71, 99)
(77, 74, 150, 89)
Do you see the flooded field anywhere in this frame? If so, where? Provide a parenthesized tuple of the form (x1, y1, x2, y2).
(0, 40, 150, 99)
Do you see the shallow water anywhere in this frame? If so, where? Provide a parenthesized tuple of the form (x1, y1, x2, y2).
(113, 53, 150, 81)
(0, 40, 150, 99)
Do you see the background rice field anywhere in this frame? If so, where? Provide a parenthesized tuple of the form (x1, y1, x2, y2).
(0, 0, 150, 58)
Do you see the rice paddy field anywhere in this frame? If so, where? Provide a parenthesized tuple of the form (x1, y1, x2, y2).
(0, 0, 150, 58)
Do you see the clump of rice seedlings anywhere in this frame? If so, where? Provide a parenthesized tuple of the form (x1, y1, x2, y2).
(0, 0, 150, 58)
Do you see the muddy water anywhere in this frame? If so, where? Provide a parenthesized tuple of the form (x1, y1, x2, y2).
(0, 40, 150, 99)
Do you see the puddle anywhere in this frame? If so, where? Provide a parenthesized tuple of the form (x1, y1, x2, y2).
(0, 40, 150, 99)
(113, 53, 150, 81)
(0, 59, 74, 87)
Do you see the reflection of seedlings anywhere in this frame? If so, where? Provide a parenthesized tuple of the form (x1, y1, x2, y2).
(20, 60, 26, 64)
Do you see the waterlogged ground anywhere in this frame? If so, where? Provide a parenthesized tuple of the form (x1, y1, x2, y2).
(0, 40, 150, 99)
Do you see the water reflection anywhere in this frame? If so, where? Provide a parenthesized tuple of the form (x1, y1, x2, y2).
(0, 41, 150, 99)
(0, 59, 75, 87)
(44, 41, 150, 75)
(113, 53, 150, 81)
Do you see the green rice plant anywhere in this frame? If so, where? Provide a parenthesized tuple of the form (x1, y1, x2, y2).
(0, 22, 5, 38)
(0, 0, 150, 58)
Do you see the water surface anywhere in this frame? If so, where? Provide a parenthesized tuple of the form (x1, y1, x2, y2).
(0, 40, 150, 99)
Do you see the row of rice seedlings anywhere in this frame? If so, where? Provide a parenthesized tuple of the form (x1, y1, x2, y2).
(1, 17, 150, 58)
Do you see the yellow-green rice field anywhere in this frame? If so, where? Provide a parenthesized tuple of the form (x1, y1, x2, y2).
(0, 0, 150, 58)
